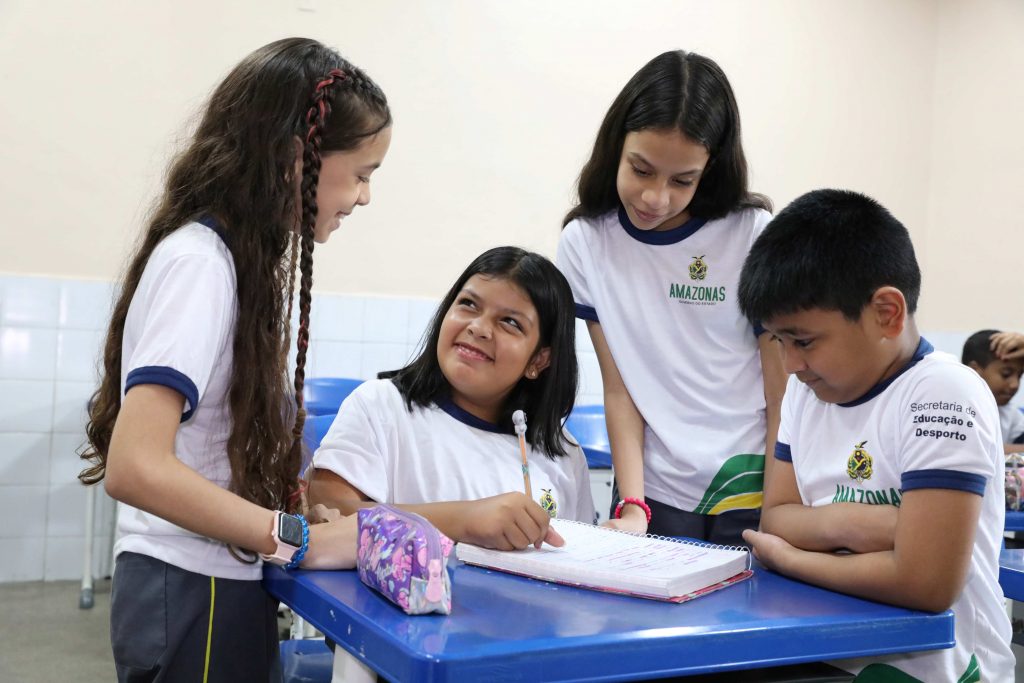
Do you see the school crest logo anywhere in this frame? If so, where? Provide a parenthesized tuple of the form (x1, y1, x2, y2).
(846, 441, 873, 483)
(689, 255, 708, 281)
(669, 255, 725, 304)
(539, 489, 558, 518)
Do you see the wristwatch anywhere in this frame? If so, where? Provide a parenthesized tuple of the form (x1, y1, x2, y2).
(260, 511, 305, 566)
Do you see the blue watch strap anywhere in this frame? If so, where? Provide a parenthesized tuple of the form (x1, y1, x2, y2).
(284, 514, 309, 570)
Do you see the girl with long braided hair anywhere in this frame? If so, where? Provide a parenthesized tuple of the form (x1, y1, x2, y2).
(78, 38, 391, 681)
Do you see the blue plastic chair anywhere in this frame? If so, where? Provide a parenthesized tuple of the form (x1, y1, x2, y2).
(303, 413, 336, 451)
(566, 405, 611, 469)
(300, 413, 336, 477)
(280, 638, 332, 683)
(304, 377, 364, 416)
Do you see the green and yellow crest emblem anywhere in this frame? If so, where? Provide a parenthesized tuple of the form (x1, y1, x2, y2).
(846, 441, 873, 483)
(539, 489, 558, 518)
(689, 255, 708, 281)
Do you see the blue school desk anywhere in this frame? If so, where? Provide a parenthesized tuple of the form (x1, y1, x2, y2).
(264, 559, 953, 682)
(1005, 510, 1024, 532)
(1000, 547, 1024, 601)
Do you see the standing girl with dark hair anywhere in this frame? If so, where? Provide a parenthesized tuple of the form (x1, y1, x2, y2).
(78, 37, 391, 681)
(557, 50, 786, 545)
(310, 246, 595, 549)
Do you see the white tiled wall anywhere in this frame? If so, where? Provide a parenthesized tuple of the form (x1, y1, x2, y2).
(0, 273, 604, 583)
(0, 275, 116, 582)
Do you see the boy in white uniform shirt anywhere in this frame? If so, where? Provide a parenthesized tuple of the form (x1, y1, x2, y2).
(737, 189, 1013, 682)
(962, 329, 1024, 452)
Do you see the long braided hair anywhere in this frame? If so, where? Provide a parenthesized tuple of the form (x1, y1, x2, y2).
(80, 38, 390, 517)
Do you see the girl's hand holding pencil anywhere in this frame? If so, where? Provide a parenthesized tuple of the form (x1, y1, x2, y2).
(459, 492, 565, 551)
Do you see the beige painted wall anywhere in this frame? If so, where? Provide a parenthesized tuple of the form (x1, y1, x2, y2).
(923, 0, 1024, 332)
(0, 0, 1020, 330)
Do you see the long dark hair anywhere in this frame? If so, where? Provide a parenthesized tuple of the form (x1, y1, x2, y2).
(563, 49, 770, 227)
(79, 38, 390, 513)
(382, 247, 579, 458)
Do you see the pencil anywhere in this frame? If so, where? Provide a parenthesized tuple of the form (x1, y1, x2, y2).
(518, 432, 533, 498)
(512, 410, 532, 498)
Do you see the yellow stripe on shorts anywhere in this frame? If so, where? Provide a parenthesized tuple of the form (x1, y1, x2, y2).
(203, 576, 216, 683)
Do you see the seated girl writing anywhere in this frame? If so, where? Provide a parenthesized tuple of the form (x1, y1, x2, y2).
(309, 246, 596, 550)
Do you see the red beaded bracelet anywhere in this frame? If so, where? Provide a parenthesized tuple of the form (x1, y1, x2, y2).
(614, 497, 652, 523)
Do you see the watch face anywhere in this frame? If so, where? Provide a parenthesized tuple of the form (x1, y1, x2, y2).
(278, 514, 304, 548)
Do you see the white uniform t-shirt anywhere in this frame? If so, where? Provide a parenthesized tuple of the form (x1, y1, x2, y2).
(557, 207, 770, 513)
(776, 340, 1013, 681)
(313, 379, 596, 524)
(113, 219, 258, 580)
(999, 402, 1024, 444)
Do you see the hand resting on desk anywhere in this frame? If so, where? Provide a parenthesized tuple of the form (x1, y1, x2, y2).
(601, 504, 648, 535)
(299, 514, 360, 570)
(308, 503, 342, 523)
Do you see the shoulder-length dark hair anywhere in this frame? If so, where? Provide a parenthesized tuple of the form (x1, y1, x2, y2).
(79, 38, 390, 512)
(563, 49, 770, 227)
(382, 247, 579, 458)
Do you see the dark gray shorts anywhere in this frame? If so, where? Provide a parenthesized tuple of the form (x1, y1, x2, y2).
(610, 481, 760, 546)
(110, 551, 282, 683)
(645, 498, 760, 547)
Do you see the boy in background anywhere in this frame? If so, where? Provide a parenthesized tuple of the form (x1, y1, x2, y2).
(737, 189, 1013, 681)
(962, 329, 1024, 452)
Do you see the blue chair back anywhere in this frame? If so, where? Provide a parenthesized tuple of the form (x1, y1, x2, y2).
(565, 405, 611, 469)
(303, 413, 336, 452)
(301, 413, 337, 477)
(304, 377, 364, 416)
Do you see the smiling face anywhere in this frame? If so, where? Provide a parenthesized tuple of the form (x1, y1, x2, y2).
(436, 274, 551, 423)
(616, 128, 710, 232)
(972, 358, 1024, 406)
(309, 126, 392, 243)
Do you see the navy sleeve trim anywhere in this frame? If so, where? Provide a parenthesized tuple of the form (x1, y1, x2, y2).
(575, 303, 598, 322)
(901, 469, 986, 496)
(197, 214, 229, 247)
(774, 442, 792, 462)
(125, 366, 200, 423)
(1013, 432, 1024, 445)
(753, 322, 766, 338)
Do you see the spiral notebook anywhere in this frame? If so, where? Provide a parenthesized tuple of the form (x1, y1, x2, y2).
(456, 519, 752, 602)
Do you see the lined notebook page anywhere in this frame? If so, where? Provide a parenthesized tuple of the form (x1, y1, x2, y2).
(457, 519, 749, 598)
(539, 520, 737, 575)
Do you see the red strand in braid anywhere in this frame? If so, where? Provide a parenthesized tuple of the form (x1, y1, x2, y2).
(287, 68, 347, 511)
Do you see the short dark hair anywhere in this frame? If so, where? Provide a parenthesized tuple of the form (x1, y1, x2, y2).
(382, 247, 579, 458)
(962, 330, 1001, 367)
(563, 50, 770, 227)
(738, 189, 921, 323)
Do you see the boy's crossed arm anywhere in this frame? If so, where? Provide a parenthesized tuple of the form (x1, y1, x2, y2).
(747, 460, 980, 613)
(758, 460, 898, 554)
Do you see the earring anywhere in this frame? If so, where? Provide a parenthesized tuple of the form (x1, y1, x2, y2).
(527, 369, 537, 379)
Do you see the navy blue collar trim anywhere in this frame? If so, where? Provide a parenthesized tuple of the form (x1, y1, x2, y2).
(838, 337, 934, 408)
(617, 205, 708, 245)
(196, 214, 229, 246)
(436, 398, 513, 435)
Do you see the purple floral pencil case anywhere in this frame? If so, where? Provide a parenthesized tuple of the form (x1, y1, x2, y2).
(357, 505, 453, 615)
